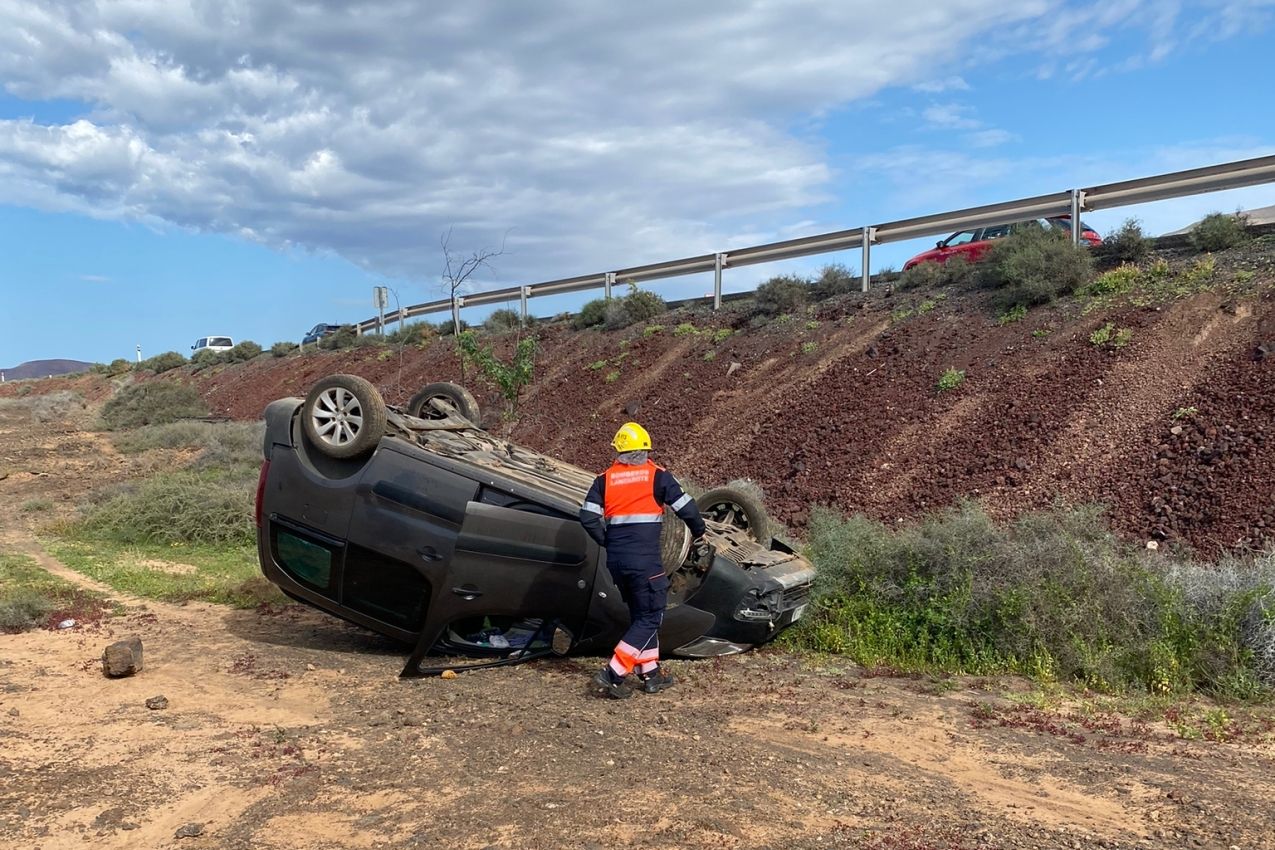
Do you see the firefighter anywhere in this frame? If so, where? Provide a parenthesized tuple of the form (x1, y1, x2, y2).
(579, 422, 706, 699)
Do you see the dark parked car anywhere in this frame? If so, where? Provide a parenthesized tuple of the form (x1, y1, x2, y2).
(255, 375, 815, 676)
(302, 323, 343, 345)
(903, 216, 1101, 270)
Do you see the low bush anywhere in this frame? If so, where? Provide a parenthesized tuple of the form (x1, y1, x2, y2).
(270, 341, 297, 357)
(812, 264, 856, 299)
(457, 330, 537, 417)
(483, 308, 524, 332)
(224, 341, 263, 362)
(897, 255, 976, 291)
(573, 298, 610, 330)
(791, 502, 1275, 698)
(976, 227, 1094, 308)
(190, 349, 221, 370)
(319, 325, 359, 349)
(112, 421, 264, 469)
(385, 322, 436, 347)
(77, 468, 256, 547)
(1098, 218, 1152, 264)
(604, 287, 667, 330)
(1190, 212, 1249, 252)
(937, 367, 965, 392)
(436, 319, 471, 337)
(106, 358, 132, 376)
(0, 552, 106, 633)
(753, 274, 808, 317)
(135, 351, 187, 374)
(100, 382, 208, 430)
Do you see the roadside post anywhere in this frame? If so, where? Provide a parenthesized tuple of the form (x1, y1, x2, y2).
(374, 286, 388, 334)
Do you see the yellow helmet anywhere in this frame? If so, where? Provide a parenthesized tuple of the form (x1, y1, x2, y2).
(612, 422, 652, 452)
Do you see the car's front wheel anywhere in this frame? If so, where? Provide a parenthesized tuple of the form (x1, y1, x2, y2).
(301, 374, 387, 459)
(696, 486, 771, 544)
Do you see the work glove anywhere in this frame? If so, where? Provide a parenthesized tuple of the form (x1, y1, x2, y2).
(691, 536, 714, 562)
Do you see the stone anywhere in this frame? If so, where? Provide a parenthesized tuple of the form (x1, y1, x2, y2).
(145, 695, 169, 710)
(726, 361, 742, 377)
(102, 637, 143, 678)
(7, 708, 17, 717)
(174, 823, 204, 839)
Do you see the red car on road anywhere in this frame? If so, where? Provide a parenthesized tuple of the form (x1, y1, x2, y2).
(903, 217, 1101, 270)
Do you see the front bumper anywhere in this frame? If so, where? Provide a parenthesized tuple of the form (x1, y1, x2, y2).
(672, 555, 814, 654)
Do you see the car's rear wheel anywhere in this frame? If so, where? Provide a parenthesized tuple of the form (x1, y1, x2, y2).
(696, 486, 771, 544)
(302, 374, 387, 459)
(406, 381, 481, 425)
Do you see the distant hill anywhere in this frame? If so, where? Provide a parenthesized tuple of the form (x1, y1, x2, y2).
(0, 359, 96, 381)
(1164, 204, 1275, 236)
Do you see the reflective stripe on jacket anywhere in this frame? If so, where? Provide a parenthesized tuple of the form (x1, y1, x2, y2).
(578, 459, 706, 564)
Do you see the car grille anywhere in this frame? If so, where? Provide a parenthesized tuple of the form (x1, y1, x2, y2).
(780, 583, 811, 609)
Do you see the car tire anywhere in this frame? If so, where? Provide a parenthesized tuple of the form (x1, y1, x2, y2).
(301, 374, 387, 459)
(696, 486, 771, 544)
(407, 382, 481, 426)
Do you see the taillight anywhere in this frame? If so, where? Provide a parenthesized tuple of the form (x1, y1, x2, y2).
(254, 460, 270, 527)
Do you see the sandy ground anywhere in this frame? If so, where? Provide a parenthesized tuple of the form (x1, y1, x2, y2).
(2, 402, 1275, 850)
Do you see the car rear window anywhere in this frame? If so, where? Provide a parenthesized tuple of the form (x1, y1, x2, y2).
(209, 337, 233, 347)
(276, 529, 333, 590)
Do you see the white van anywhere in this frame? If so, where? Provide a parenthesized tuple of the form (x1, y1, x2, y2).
(192, 336, 235, 354)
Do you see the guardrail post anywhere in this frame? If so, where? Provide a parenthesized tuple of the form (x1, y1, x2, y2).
(1070, 189, 1085, 245)
(452, 295, 464, 335)
(861, 227, 876, 292)
(520, 286, 530, 321)
(604, 272, 615, 300)
(713, 253, 725, 310)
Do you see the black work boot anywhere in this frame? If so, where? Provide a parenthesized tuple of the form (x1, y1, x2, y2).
(591, 669, 631, 700)
(639, 668, 675, 694)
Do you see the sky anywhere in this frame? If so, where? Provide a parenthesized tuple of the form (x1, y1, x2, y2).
(1, 0, 1274, 368)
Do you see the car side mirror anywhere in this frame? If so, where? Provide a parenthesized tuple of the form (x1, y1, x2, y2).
(551, 626, 574, 656)
(936, 241, 944, 249)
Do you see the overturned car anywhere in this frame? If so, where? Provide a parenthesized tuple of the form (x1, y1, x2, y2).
(255, 374, 815, 676)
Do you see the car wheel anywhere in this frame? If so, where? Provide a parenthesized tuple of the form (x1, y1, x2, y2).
(696, 486, 771, 544)
(301, 374, 387, 459)
(659, 510, 692, 576)
(407, 381, 481, 425)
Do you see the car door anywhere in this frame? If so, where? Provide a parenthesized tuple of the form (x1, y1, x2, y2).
(416, 499, 597, 651)
(341, 446, 478, 639)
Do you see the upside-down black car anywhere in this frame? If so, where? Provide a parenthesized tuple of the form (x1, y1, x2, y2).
(255, 374, 815, 676)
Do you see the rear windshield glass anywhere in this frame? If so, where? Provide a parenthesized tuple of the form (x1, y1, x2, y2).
(209, 337, 233, 347)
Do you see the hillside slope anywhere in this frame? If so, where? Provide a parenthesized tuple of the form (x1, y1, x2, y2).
(9, 242, 1274, 555)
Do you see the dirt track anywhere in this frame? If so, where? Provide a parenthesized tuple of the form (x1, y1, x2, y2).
(3, 385, 1275, 848)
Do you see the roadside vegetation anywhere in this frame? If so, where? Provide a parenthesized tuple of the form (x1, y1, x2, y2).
(47, 417, 277, 608)
(788, 501, 1275, 701)
(100, 382, 208, 429)
(0, 551, 108, 633)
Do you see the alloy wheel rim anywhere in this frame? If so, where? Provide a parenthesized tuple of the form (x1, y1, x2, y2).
(310, 387, 364, 446)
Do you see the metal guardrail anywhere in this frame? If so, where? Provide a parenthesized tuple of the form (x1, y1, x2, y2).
(356, 154, 1275, 334)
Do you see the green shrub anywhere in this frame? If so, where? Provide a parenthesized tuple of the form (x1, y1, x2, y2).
(897, 255, 976, 291)
(77, 468, 255, 547)
(1082, 263, 1143, 297)
(270, 341, 297, 357)
(1190, 212, 1249, 252)
(457, 330, 537, 417)
(812, 264, 856, 299)
(574, 298, 611, 330)
(673, 322, 699, 337)
(224, 341, 263, 362)
(112, 421, 264, 470)
(800, 341, 817, 354)
(385, 322, 435, 347)
(0, 553, 105, 633)
(190, 349, 220, 370)
(996, 304, 1027, 325)
(135, 351, 187, 374)
(790, 502, 1275, 697)
(319, 325, 358, 349)
(937, 368, 965, 392)
(976, 226, 1094, 308)
(484, 308, 524, 332)
(436, 319, 471, 337)
(601, 287, 667, 331)
(107, 358, 132, 376)
(642, 324, 665, 338)
(100, 382, 208, 430)
(753, 274, 809, 317)
(1098, 218, 1152, 264)
(711, 328, 733, 344)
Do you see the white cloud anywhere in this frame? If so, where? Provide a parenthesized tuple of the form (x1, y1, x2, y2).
(965, 129, 1018, 148)
(0, 0, 1268, 291)
(912, 76, 971, 93)
(79, 274, 110, 282)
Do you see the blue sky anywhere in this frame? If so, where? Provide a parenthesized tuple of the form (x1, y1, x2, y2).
(1, 1, 1273, 368)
